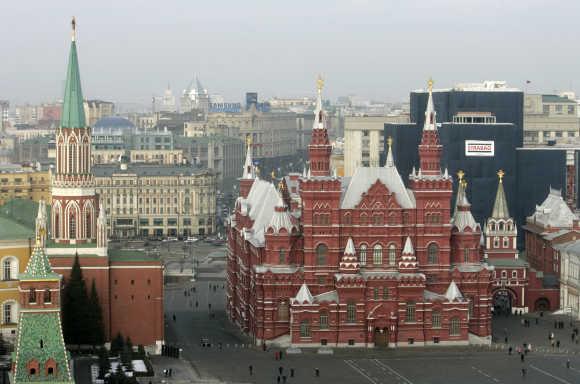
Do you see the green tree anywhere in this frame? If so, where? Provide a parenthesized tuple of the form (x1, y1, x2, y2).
(62, 253, 90, 345)
(110, 332, 124, 356)
(88, 279, 105, 346)
(97, 347, 111, 379)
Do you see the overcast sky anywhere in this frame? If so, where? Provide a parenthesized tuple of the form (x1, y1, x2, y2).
(2, 0, 579, 105)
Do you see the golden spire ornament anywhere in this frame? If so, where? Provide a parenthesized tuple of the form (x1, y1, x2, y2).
(387, 136, 393, 148)
(71, 16, 77, 41)
(317, 74, 324, 91)
(497, 169, 505, 183)
(427, 77, 434, 92)
(457, 169, 464, 181)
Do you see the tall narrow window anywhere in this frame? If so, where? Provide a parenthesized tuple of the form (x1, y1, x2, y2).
(3, 260, 11, 281)
(316, 244, 328, 266)
(388, 244, 396, 266)
(450, 317, 460, 336)
(468, 297, 474, 319)
(277, 301, 289, 321)
(463, 248, 469, 263)
(85, 210, 91, 239)
(373, 287, 379, 300)
(300, 320, 310, 337)
(319, 312, 328, 329)
(44, 289, 51, 304)
(55, 211, 60, 238)
(382, 287, 389, 300)
(279, 248, 286, 264)
(29, 288, 36, 304)
(69, 211, 76, 239)
(3, 303, 11, 324)
(432, 311, 441, 328)
(406, 302, 416, 322)
(347, 302, 356, 323)
(359, 245, 367, 266)
(373, 245, 383, 265)
(428, 243, 439, 264)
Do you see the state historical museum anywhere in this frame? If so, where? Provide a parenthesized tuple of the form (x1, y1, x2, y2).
(226, 79, 493, 348)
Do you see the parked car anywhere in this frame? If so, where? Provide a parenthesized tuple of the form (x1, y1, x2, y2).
(184, 237, 198, 243)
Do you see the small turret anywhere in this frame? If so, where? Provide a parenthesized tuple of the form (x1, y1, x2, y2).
(35, 200, 48, 248)
(97, 202, 107, 249)
(239, 135, 256, 198)
(398, 236, 419, 272)
(339, 237, 360, 273)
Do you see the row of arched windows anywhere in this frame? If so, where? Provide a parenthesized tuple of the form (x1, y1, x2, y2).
(489, 221, 513, 232)
(53, 201, 94, 240)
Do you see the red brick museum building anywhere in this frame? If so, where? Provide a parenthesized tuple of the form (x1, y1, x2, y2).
(226, 80, 494, 348)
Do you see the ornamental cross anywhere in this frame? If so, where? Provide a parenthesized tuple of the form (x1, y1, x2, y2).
(457, 169, 465, 181)
(317, 75, 324, 91)
(428, 77, 434, 92)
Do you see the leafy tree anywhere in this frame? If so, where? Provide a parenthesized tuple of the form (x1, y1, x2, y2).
(88, 279, 105, 346)
(97, 347, 111, 379)
(137, 345, 145, 359)
(110, 333, 124, 356)
(62, 253, 90, 345)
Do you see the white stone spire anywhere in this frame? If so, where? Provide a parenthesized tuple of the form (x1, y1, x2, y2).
(242, 136, 255, 179)
(399, 236, 418, 271)
(385, 136, 395, 168)
(445, 281, 464, 302)
(97, 202, 108, 249)
(267, 192, 295, 234)
(313, 75, 325, 130)
(293, 283, 314, 304)
(35, 200, 47, 248)
(339, 237, 360, 273)
(423, 78, 437, 131)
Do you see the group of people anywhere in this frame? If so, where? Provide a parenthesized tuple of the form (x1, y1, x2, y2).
(248, 364, 320, 382)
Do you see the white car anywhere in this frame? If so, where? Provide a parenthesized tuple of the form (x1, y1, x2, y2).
(166, 237, 178, 242)
(184, 237, 198, 243)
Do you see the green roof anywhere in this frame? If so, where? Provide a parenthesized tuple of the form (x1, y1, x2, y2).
(0, 216, 34, 241)
(20, 243, 60, 281)
(60, 41, 86, 129)
(13, 312, 73, 383)
(542, 94, 577, 104)
(0, 199, 46, 230)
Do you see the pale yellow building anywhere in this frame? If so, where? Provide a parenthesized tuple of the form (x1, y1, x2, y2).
(84, 100, 115, 127)
(524, 94, 579, 144)
(0, 167, 51, 206)
(94, 163, 217, 239)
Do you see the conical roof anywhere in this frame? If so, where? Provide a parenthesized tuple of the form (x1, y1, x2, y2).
(445, 281, 464, 302)
(344, 237, 356, 255)
(492, 171, 510, 219)
(293, 283, 313, 304)
(60, 38, 86, 129)
(423, 78, 437, 131)
(20, 240, 59, 280)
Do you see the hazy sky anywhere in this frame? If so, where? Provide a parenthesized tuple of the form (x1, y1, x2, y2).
(2, 0, 580, 105)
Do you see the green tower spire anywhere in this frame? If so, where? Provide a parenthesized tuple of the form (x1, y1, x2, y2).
(19, 239, 60, 281)
(60, 17, 86, 129)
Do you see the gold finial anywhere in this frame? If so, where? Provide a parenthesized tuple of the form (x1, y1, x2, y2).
(461, 179, 467, 188)
(71, 16, 77, 42)
(387, 136, 393, 148)
(278, 180, 285, 191)
(497, 169, 505, 183)
(39, 227, 46, 237)
(246, 135, 252, 147)
(316, 74, 324, 91)
(271, 170, 276, 180)
(457, 169, 464, 181)
(428, 77, 434, 93)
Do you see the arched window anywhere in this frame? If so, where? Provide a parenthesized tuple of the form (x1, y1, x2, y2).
(346, 301, 356, 323)
(344, 213, 351, 225)
(503, 237, 509, 248)
(54, 211, 60, 238)
(432, 311, 441, 328)
(427, 243, 439, 264)
(44, 289, 51, 304)
(360, 213, 368, 225)
(85, 209, 91, 239)
(463, 248, 469, 263)
(316, 244, 328, 265)
(512, 270, 517, 278)
(277, 301, 289, 321)
(373, 245, 383, 265)
(494, 237, 500, 248)
(279, 248, 286, 264)
(499, 222, 504, 231)
(359, 245, 367, 266)
(69, 211, 76, 239)
(319, 311, 328, 329)
(450, 317, 460, 336)
(300, 320, 310, 337)
(490, 222, 496, 231)
(372, 214, 382, 225)
(388, 244, 396, 266)
(2, 258, 16, 281)
(501, 270, 507, 278)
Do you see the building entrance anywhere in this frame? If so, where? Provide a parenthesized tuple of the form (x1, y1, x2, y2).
(374, 327, 388, 347)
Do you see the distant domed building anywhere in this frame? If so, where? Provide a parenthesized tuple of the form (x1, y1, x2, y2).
(93, 116, 135, 135)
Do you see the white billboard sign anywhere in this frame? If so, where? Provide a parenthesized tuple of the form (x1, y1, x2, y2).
(465, 140, 494, 157)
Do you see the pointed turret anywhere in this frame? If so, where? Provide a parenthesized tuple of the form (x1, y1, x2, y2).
(60, 17, 86, 130)
(417, 78, 443, 176)
(35, 200, 47, 248)
(292, 283, 314, 304)
(267, 193, 296, 234)
(491, 169, 510, 219)
(308, 75, 332, 177)
(445, 281, 464, 302)
(20, 239, 60, 281)
(399, 236, 419, 272)
(339, 237, 360, 273)
(385, 136, 394, 168)
(239, 135, 256, 198)
(452, 175, 479, 232)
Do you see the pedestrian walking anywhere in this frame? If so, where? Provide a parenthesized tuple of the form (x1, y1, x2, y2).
(169, 368, 173, 377)
(195, 301, 199, 308)
(290, 368, 294, 377)
(277, 375, 280, 384)
(279, 366, 283, 375)
(279, 350, 283, 359)
(557, 340, 561, 348)
(249, 365, 253, 375)
(315, 368, 320, 377)
(508, 346, 513, 355)
(282, 375, 287, 383)
(521, 367, 526, 377)
(535, 318, 539, 325)
(567, 359, 571, 369)
(172, 314, 176, 321)
(520, 353, 524, 362)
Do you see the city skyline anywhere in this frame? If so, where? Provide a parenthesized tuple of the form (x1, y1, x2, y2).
(2, 0, 580, 104)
